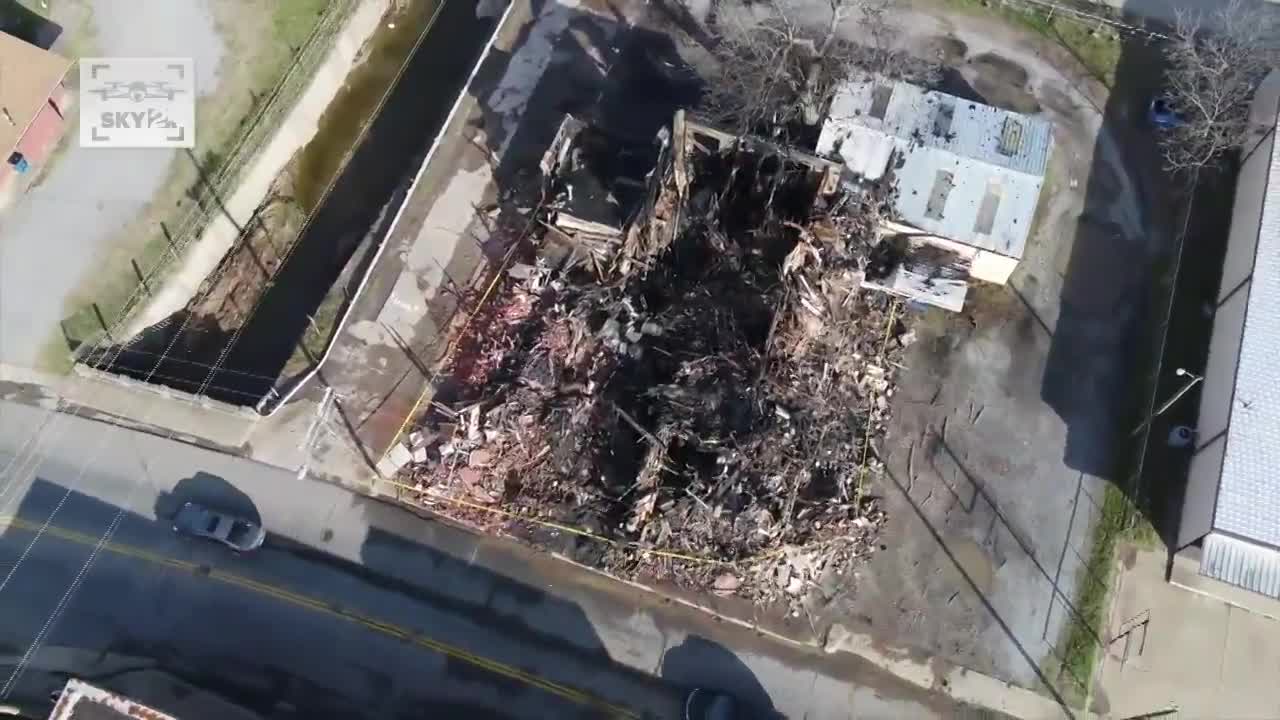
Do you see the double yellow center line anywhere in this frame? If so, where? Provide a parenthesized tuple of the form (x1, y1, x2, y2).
(0, 515, 637, 718)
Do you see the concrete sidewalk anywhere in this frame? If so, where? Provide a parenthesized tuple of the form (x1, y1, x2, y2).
(1097, 545, 1280, 719)
(0, 398, 1016, 719)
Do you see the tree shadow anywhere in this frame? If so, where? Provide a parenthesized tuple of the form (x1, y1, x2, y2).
(1040, 16, 1181, 489)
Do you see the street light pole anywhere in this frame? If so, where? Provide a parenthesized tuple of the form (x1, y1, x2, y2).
(1132, 367, 1204, 437)
(1155, 367, 1204, 418)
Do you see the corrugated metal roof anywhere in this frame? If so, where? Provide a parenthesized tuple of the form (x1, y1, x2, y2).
(0, 32, 71, 155)
(1214, 72, 1280, 548)
(1201, 532, 1280, 600)
(816, 78, 1052, 259)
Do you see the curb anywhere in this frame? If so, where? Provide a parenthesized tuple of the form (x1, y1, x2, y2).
(560, 556, 1083, 720)
(368, 477, 1081, 719)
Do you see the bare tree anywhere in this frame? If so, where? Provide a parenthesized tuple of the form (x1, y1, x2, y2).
(701, 0, 937, 139)
(1160, 0, 1280, 173)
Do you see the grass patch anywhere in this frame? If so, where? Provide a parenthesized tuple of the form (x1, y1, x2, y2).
(1048, 485, 1158, 707)
(1038, 485, 1151, 708)
(1044, 244, 1181, 706)
(273, 0, 332, 50)
(1051, 483, 1130, 706)
(940, 0, 1123, 85)
(53, 0, 355, 369)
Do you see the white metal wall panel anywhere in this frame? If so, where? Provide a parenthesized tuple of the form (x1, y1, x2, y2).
(1201, 532, 1280, 600)
(1199, 284, 1249, 443)
(1181, 434, 1226, 548)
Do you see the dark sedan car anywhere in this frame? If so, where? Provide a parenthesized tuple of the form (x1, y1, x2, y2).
(172, 502, 265, 552)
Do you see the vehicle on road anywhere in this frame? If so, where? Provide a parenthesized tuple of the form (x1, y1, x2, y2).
(172, 502, 265, 552)
(683, 688, 738, 720)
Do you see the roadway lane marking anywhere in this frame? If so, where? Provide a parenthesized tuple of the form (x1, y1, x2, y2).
(0, 515, 638, 719)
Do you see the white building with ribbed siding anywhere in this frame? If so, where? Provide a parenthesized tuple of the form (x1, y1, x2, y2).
(1179, 70, 1280, 601)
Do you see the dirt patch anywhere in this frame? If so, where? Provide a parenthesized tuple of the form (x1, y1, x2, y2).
(921, 34, 968, 65)
(84, 173, 305, 401)
(185, 187, 305, 334)
(965, 52, 1040, 114)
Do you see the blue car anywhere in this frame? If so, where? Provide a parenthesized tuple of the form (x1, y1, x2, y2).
(1148, 96, 1186, 129)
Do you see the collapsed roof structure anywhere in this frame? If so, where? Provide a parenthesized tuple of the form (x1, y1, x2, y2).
(817, 78, 1054, 309)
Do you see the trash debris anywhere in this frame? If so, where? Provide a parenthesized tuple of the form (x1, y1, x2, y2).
(399, 112, 909, 606)
(713, 572, 743, 595)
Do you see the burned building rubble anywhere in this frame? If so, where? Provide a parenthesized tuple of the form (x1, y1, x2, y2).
(862, 234, 972, 311)
(540, 115, 657, 243)
(399, 111, 914, 603)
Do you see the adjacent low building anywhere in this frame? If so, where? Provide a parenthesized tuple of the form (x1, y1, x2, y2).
(0, 29, 72, 181)
(1177, 70, 1280, 605)
(817, 78, 1053, 308)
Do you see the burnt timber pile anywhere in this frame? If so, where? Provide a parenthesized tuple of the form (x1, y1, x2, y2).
(400, 112, 915, 603)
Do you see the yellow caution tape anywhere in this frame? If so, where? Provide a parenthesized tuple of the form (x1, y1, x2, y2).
(379, 235, 902, 571)
(381, 199, 547, 461)
(855, 299, 899, 506)
(380, 475, 732, 566)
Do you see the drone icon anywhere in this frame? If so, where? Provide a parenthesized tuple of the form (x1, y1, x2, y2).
(90, 80, 184, 103)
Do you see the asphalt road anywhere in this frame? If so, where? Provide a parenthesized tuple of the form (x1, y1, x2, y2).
(0, 487, 656, 719)
(0, 408, 677, 718)
(0, 399, 991, 719)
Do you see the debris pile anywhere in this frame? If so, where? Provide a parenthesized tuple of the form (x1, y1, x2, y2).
(862, 234, 973, 312)
(400, 112, 915, 604)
